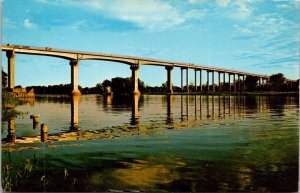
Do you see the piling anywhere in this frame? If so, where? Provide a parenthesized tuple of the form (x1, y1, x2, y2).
(41, 123, 48, 142)
(30, 115, 40, 129)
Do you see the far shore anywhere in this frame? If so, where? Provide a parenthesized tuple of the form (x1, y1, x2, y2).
(32, 91, 299, 97)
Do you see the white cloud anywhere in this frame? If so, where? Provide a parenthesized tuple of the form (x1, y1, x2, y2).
(108, 0, 185, 31)
(68, 20, 87, 31)
(276, 3, 289, 8)
(233, 13, 298, 69)
(188, 0, 206, 4)
(3, 17, 17, 29)
(184, 9, 207, 20)
(67, 0, 186, 31)
(24, 18, 37, 29)
(216, 0, 231, 7)
(275, 1, 300, 9)
(36, 0, 48, 3)
(233, 1, 253, 19)
(215, 0, 264, 20)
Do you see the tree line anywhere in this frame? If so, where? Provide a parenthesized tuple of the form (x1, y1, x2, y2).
(1, 68, 299, 94)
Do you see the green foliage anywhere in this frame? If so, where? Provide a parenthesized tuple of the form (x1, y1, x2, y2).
(2, 92, 24, 106)
(2, 91, 25, 121)
(101, 79, 112, 88)
(26, 84, 83, 95)
(245, 76, 259, 91)
(2, 155, 41, 191)
(111, 77, 132, 95)
(2, 67, 8, 87)
(269, 73, 286, 91)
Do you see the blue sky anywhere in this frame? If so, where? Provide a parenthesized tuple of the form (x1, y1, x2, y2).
(2, 0, 299, 87)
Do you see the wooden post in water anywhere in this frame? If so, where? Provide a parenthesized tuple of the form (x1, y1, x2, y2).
(41, 123, 48, 142)
(30, 115, 40, 129)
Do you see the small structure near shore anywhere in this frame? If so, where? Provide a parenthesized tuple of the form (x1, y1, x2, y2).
(9, 88, 35, 98)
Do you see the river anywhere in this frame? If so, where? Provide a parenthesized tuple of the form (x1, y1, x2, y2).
(1, 94, 299, 192)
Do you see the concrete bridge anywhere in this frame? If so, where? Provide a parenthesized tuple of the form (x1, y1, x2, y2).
(2, 44, 296, 95)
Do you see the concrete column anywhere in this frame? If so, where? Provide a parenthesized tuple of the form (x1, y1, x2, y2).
(212, 71, 215, 92)
(207, 71, 210, 91)
(71, 95, 80, 131)
(165, 66, 173, 94)
(70, 60, 81, 96)
(218, 72, 221, 91)
(130, 64, 140, 95)
(194, 69, 197, 91)
(223, 72, 225, 91)
(243, 75, 245, 91)
(258, 77, 261, 89)
(186, 68, 189, 93)
(238, 75, 241, 91)
(181, 68, 183, 92)
(199, 69, 202, 92)
(233, 74, 236, 92)
(131, 95, 140, 125)
(229, 74, 231, 91)
(166, 95, 173, 123)
(6, 50, 16, 89)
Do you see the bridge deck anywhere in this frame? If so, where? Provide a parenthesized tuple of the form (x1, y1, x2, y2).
(1, 44, 285, 79)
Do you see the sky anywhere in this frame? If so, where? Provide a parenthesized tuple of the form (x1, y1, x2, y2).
(2, 0, 299, 87)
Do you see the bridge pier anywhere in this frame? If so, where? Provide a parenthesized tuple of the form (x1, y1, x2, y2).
(229, 74, 231, 91)
(207, 71, 210, 92)
(131, 94, 140, 125)
(194, 69, 197, 92)
(6, 50, 16, 90)
(212, 71, 215, 92)
(166, 95, 173, 123)
(243, 75, 245, 91)
(238, 75, 241, 91)
(165, 66, 173, 94)
(199, 69, 202, 92)
(218, 72, 221, 92)
(71, 95, 80, 131)
(70, 60, 81, 96)
(130, 64, 140, 95)
(233, 74, 236, 92)
(223, 72, 225, 91)
(186, 68, 189, 93)
(181, 68, 183, 91)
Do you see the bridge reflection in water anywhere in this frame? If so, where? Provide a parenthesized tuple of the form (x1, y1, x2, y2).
(4, 94, 293, 143)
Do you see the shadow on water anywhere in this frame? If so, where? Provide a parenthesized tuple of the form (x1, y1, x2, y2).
(1, 94, 299, 192)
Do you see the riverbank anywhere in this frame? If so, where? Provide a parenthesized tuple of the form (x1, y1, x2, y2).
(2, 91, 25, 121)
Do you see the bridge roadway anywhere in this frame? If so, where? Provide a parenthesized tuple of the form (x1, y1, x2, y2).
(1, 44, 295, 95)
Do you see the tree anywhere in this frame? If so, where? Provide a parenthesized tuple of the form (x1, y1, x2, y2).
(110, 77, 146, 95)
(269, 73, 285, 91)
(245, 76, 258, 91)
(2, 68, 7, 87)
(101, 79, 112, 88)
(111, 77, 131, 95)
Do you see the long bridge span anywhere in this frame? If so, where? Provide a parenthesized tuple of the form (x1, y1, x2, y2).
(1, 44, 295, 95)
